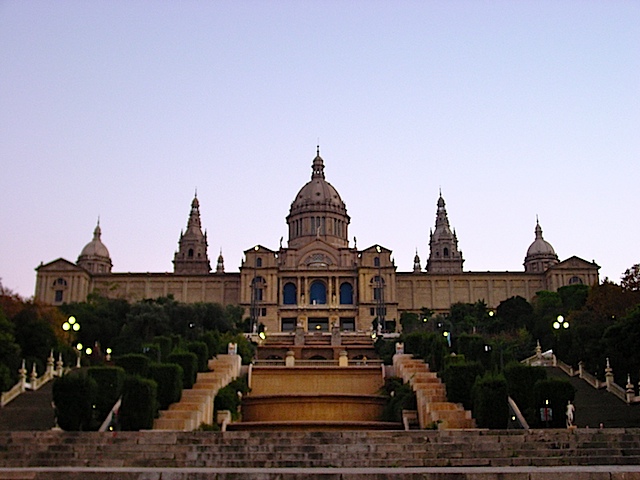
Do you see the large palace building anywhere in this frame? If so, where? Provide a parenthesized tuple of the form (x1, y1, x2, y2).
(35, 150, 599, 334)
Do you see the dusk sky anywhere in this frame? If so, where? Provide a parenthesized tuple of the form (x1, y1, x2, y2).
(1, 1, 638, 298)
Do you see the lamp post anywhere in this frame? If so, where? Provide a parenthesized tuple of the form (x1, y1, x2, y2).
(63, 316, 81, 367)
(552, 314, 570, 356)
(250, 245, 260, 334)
(375, 245, 386, 333)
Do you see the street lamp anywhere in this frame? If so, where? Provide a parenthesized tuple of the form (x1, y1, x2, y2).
(75, 342, 83, 368)
(553, 315, 569, 330)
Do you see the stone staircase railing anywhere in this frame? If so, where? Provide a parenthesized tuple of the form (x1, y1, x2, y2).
(522, 341, 640, 405)
(392, 354, 475, 430)
(0, 351, 66, 407)
(153, 353, 242, 431)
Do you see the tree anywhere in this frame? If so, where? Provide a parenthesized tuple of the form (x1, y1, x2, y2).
(492, 296, 533, 334)
(621, 263, 640, 292)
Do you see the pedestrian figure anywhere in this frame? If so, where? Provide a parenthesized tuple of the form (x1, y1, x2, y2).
(566, 400, 575, 427)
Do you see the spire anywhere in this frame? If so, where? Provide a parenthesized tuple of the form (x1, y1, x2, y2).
(312, 146, 325, 179)
(173, 193, 211, 274)
(216, 248, 225, 274)
(426, 191, 463, 273)
(413, 249, 421, 273)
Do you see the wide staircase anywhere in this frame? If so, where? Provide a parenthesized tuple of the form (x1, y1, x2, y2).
(153, 354, 242, 431)
(394, 354, 475, 429)
(1, 429, 640, 479)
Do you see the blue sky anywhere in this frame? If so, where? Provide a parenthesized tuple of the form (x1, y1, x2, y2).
(1, 1, 638, 298)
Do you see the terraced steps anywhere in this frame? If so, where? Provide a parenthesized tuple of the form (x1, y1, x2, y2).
(1, 429, 640, 470)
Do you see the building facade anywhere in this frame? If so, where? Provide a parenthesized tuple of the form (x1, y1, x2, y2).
(35, 150, 599, 334)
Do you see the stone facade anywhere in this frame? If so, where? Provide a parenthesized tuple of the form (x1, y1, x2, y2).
(35, 149, 599, 334)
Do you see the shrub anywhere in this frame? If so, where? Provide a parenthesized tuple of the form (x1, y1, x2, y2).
(152, 335, 173, 362)
(167, 351, 198, 388)
(86, 366, 125, 423)
(214, 376, 250, 420)
(187, 341, 210, 372)
(380, 376, 417, 423)
(442, 361, 484, 410)
(114, 353, 151, 377)
(142, 343, 161, 363)
(503, 362, 547, 425)
(402, 332, 447, 372)
(119, 376, 158, 431)
(149, 363, 183, 410)
(472, 372, 508, 429)
(52, 370, 98, 431)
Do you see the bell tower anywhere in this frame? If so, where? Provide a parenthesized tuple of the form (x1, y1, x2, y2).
(173, 193, 211, 274)
(426, 192, 464, 273)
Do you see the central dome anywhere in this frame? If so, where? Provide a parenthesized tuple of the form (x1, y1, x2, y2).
(290, 153, 346, 212)
(286, 150, 350, 249)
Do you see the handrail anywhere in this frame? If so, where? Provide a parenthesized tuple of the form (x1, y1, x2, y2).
(98, 397, 122, 432)
(508, 396, 530, 430)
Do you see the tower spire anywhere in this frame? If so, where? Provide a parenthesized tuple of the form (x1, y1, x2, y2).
(173, 193, 211, 274)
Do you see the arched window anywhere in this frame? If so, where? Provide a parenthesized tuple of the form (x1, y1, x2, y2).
(339, 282, 353, 304)
(256, 257, 262, 267)
(53, 278, 67, 287)
(309, 280, 327, 305)
(569, 276, 583, 285)
(283, 282, 297, 305)
(443, 247, 449, 258)
(374, 257, 380, 267)
(188, 248, 194, 258)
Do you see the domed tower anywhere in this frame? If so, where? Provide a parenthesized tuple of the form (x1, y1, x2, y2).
(524, 218, 559, 272)
(173, 193, 211, 274)
(426, 192, 464, 273)
(77, 220, 113, 274)
(286, 147, 350, 249)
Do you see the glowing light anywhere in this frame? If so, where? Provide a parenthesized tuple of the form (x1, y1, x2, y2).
(68, 316, 76, 324)
(106, 348, 112, 354)
(85, 347, 92, 355)
(72, 323, 80, 331)
(62, 323, 70, 331)
(76, 343, 83, 351)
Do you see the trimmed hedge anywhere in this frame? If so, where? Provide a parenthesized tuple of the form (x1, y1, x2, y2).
(119, 376, 158, 431)
(214, 376, 250, 420)
(402, 332, 448, 372)
(114, 353, 151, 377)
(153, 336, 173, 362)
(472, 372, 508, 429)
(52, 370, 98, 431)
(504, 362, 548, 425)
(442, 361, 484, 410)
(380, 376, 417, 423)
(86, 366, 125, 423)
(167, 351, 198, 389)
(187, 341, 210, 372)
(149, 363, 183, 410)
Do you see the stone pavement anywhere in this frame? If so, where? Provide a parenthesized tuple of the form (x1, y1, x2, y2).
(1, 465, 640, 479)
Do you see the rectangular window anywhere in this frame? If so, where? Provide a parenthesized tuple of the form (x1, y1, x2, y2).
(261, 307, 267, 317)
(370, 307, 375, 316)
(340, 317, 355, 332)
(54, 290, 63, 303)
(281, 317, 296, 332)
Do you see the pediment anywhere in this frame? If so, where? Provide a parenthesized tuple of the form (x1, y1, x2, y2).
(36, 258, 84, 272)
(553, 256, 599, 270)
